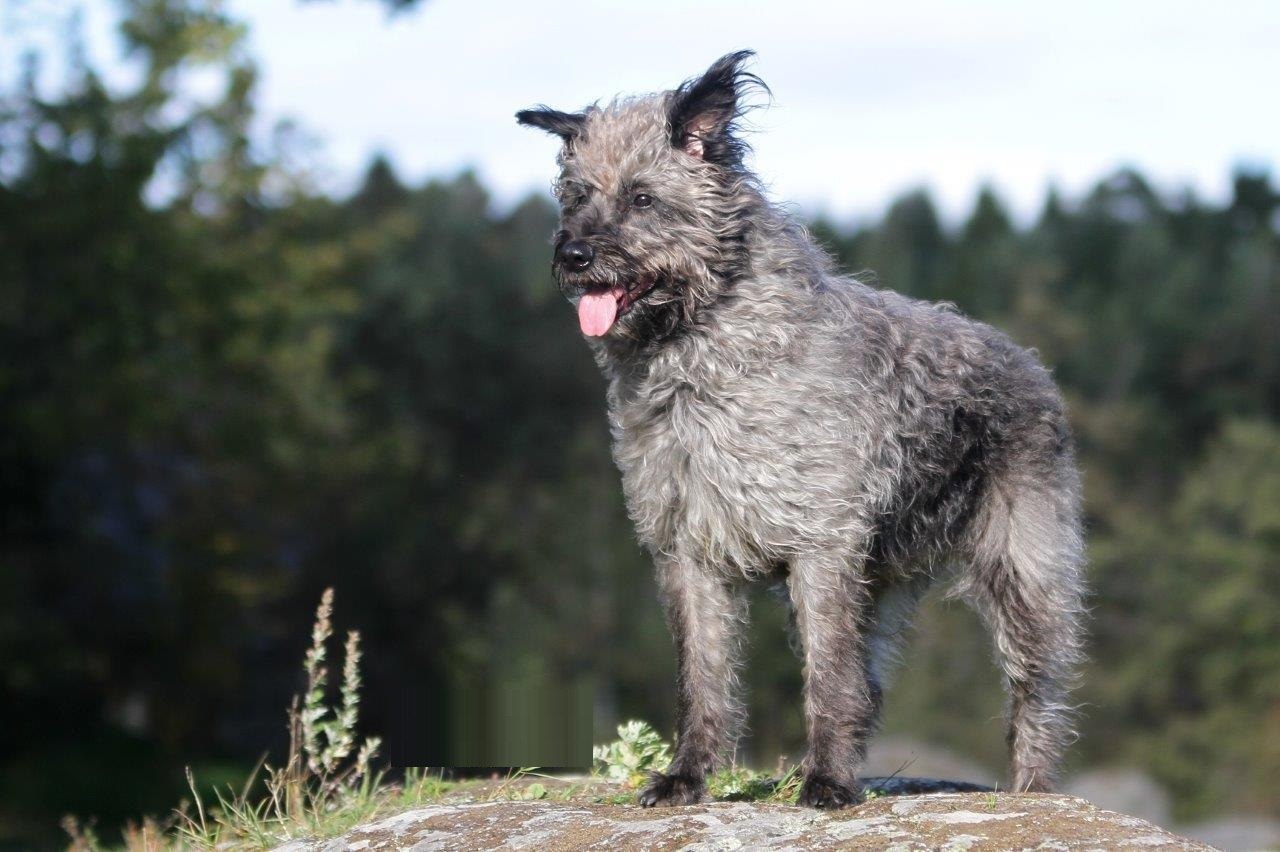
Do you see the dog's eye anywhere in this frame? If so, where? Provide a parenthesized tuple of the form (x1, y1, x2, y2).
(632, 193, 654, 209)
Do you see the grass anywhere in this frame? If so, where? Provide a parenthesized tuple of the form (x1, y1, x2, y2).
(171, 588, 400, 847)
(65, 589, 460, 851)
(707, 764, 804, 804)
(65, 597, 910, 849)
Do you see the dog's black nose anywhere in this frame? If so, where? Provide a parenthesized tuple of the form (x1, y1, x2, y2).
(557, 239, 595, 271)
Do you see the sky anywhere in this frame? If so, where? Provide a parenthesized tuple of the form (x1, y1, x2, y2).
(5, 0, 1279, 224)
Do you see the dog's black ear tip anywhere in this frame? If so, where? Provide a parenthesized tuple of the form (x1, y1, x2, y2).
(706, 49, 757, 76)
(685, 49, 768, 102)
(516, 106, 588, 141)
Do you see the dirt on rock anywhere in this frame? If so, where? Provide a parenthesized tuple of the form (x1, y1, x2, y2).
(275, 778, 1215, 851)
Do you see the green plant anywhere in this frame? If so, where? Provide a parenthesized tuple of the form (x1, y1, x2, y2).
(593, 792, 637, 805)
(487, 767, 542, 801)
(547, 782, 582, 802)
(707, 767, 772, 800)
(591, 721, 673, 787)
(706, 763, 804, 804)
(64, 589, 462, 850)
(399, 768, 455, 807)
(174, 588, 386, 846)
(518, 783, 548, 801)
(61, 816, 103, 852)
(590, 721, 813, 805)
(767, 765, 804, 804)
(300, 588, 380, 778)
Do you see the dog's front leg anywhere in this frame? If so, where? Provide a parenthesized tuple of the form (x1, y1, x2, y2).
(789, 550, 873, 808)
(638, 553, 745, 807)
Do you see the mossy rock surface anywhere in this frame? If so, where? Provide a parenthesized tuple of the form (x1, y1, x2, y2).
(275, 777, 1213, 851)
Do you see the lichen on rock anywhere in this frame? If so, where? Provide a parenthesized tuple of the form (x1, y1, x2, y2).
(274, 778, 1214, 851)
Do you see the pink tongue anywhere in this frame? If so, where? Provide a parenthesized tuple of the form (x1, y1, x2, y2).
(577, 289, 621, 337)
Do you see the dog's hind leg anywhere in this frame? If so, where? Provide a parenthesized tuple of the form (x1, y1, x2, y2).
(960, 472, 1086, 792)
(864, 574, 931, 728)
(639, 552, 747, 807)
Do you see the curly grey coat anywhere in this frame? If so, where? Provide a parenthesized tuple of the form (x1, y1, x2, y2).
(518, 50, 1085, 809)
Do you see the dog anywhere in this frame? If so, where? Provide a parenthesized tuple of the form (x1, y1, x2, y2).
(518, 50, 1085, 809)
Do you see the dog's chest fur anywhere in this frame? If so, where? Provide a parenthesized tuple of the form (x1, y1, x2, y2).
(604, 292, 868, 575)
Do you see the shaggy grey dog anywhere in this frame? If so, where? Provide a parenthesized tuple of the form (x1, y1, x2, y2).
(517, 51, 1085, 809)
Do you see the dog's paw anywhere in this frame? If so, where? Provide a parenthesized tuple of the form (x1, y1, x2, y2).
(637, 771, 705, 807)
(797, 775, 863, 809)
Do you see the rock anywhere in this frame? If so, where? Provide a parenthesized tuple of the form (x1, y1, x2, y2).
(275, 779, 1215, 851)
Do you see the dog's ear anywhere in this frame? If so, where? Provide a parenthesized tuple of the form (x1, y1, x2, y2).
(668, 50, 767, 165)
(516, 106, 587, 143)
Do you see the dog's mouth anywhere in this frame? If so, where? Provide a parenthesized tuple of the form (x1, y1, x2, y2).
(576, 274, 661, 337)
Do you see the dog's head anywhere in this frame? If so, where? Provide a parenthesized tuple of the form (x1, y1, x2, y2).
(517, 50, 766, 344)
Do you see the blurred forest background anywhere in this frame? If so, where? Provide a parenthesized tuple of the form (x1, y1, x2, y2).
(3, 0, 1280, 848)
